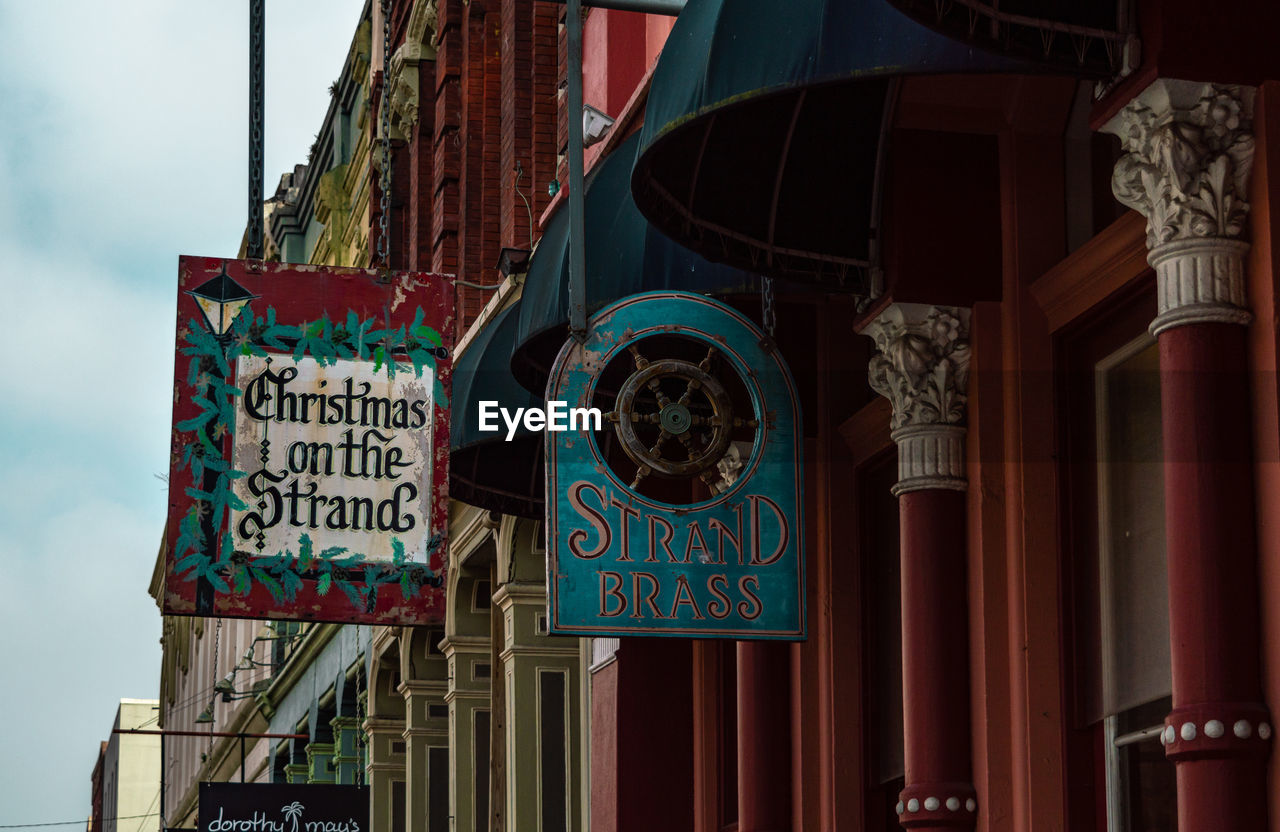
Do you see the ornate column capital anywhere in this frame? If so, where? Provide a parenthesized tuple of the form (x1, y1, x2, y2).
(859, 303, 970, 494)
(1102, 79, 1257, 334)
(389, 42, 429, 140)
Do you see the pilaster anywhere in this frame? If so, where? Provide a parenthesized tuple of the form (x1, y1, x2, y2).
(306, 742, 336, 784)
(330, 715, 363, 785)
(493, 581, 583, 832)
(401, 678, 449, 832)
(364, 715, 406, 832)
(441, 633, 492, 832)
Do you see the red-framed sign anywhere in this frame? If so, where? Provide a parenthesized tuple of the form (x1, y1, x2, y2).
(164, 256, 454, 624)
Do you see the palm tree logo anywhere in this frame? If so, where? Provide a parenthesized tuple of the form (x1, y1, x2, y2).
(282, 802, 305, 832)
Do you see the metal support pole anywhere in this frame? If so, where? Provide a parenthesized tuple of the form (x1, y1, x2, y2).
(159, 731, 166, 831)
(114, 729, 309, 739)
(247, 0, 265, 259)
(240, 735, 246, 783)
(567, 0, 587, 340)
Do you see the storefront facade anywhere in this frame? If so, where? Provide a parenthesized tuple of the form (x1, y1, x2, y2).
(152, 1, 1280, 830)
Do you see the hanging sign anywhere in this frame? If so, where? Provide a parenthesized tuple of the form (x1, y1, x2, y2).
(545, 292, 805, 640)
(199, 783, 368, 832)
(164, 256, 454, 625)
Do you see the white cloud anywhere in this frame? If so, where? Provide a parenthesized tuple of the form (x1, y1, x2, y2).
(0, 240, 175, 456)
(0, 0, 364, 260)
(0, 494, 162, 821)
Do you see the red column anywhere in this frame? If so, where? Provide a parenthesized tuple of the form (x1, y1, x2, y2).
(859, 303, 976, 831)
(1157, 322, 1271, 830)
(737, 641, 792, 832)
(1101, 79, 1274, 830)
(897, 489, 976, 830)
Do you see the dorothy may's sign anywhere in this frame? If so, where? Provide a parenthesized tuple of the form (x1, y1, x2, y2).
(545, 291, 806, 640)
(200, 783, 368, 832)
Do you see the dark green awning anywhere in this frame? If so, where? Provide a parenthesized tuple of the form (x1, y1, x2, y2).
(511, 129, 761, 395)
(631, 0, 1039, 287)
(450, 302, 543, 518)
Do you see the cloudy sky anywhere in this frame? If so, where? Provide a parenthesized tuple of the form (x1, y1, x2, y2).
(0, 1, 363, 824)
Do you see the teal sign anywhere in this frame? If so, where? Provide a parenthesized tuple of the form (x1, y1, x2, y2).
(546, 292, 805, 640)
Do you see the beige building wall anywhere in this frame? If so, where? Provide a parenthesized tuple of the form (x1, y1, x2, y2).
(102, 699, 161, 832)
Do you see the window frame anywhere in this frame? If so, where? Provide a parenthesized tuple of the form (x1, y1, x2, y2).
(1057, 276, 1177, 832)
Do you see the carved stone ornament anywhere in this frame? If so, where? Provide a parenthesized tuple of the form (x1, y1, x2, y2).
(860, 303, 970, 493)
(389, 41, 426, 140)
(1103, 79, 1257, 334)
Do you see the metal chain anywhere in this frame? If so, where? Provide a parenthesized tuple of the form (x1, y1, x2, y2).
(377, 0, 392, 269)
(247, 0, 265, 259)
(209, 618, 222, 749)
(761, 275, 777, 339)
(354, 659, 367, 787)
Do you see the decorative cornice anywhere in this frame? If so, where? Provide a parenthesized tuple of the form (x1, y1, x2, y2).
(1103, 79, 1256, 333)
(861, 303, 971, 432)
(492, 581, 547, 609)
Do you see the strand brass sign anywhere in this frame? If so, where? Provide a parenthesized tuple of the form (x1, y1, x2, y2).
(545, 292, 805, 639)
(165, 257, 453, 625)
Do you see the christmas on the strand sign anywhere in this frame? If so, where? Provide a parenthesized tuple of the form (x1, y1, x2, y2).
(164, 256, 454, 625)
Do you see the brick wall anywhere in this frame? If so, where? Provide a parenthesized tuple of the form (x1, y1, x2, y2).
(379, 0, 562, 339)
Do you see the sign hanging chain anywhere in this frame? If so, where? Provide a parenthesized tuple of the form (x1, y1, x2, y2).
(761, 275, 777, 340)
(247, 0, 265, 260)
(209, 618, 221, 752)
(377, 0, 392, 270)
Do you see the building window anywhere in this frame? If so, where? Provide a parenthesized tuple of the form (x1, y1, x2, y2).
(473, 579, 492, 612)
(1095, 334, 1175, 832)
(391, 780, 406, 832)
(428, 747, 449, 832)
(539, 670, 569, 832)
(474, 710, 491, 832)
(1061, 287, 1175, 832)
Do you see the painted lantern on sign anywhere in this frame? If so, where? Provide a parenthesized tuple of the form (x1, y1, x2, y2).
(165, 257, 454, 625)
(546, 292, 805, 640)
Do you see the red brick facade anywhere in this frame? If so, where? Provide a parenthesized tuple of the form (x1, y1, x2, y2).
(377, 0, 562, 341)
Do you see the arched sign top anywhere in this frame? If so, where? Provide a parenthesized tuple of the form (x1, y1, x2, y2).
(545, 291, 805, 640)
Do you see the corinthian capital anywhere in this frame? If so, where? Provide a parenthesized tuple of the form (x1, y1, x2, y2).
(1103, 79, 1256, 334)
(860, 304, 970, 494)
(863, 304, 971, 431)
(1105, 80, 1255, 248)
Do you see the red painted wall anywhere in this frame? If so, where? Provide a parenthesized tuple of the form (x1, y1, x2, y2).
(1246, 81, 1280, 832)
(591, 640, 695, 831)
